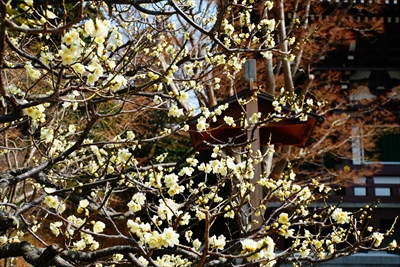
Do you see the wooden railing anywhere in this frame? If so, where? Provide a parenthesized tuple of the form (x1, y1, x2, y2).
(328, 180, 400, 203)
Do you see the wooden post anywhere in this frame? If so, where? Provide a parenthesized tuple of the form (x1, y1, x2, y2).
(245, 60, 263, 228)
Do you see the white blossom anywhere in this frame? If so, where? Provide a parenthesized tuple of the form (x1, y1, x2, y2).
(93, 221, 105, 234)
(209, 235, 226, 250)
(372, 232, 384, 247)
(331, 208, 351, 224)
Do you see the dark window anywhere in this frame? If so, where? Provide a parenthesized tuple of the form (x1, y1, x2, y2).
(364, 128, 400, 162)
(332, 187, 346, 196)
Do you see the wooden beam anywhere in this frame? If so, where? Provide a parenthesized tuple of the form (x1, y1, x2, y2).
(245, 60, 263, 228)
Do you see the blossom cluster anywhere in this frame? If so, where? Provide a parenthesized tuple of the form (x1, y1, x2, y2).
(127, 219, 180, 249)
(240, 237, 275, 263)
